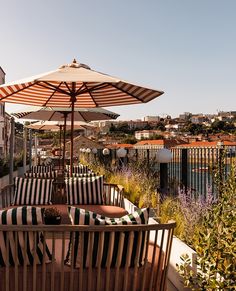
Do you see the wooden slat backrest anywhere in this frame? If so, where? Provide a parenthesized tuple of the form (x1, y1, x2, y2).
(0, 222, 176, 291)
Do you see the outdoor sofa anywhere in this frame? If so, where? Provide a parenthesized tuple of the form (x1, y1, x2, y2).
(0, 175, 176, 291)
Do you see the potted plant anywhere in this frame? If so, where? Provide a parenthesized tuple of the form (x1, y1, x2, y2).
(44, 207, 61, 225)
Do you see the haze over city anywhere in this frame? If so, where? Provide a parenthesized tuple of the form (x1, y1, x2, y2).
(1, 0, 236, 120)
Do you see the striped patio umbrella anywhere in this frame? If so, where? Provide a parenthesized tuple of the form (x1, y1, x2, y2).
(25, 120, 93, 130)
(26, 120, 95, 168)
(12, 106, 120, 122)
(12, 106, 119, 169)
(0, 59, 164, 175)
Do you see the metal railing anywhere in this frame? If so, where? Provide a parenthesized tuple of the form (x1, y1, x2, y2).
(88, 145, 236, 199)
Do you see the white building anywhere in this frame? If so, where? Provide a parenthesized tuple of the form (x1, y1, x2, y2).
(143, 116, 160, 122)
(135, 130, 162, 140)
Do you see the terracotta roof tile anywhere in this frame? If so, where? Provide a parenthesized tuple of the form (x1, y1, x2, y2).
(107, 143, 134, 149)
(135, 140, 164, 146)
(178, 141, 236, 147)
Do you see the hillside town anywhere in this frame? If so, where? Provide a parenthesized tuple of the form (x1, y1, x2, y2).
(1, 65, 235, 160)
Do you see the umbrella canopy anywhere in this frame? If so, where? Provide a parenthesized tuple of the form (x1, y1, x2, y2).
(11, 106, 119, 122)
(0, 60, 163, 107)
(0, 59, 164, 175)
(25, 120, 93, 130)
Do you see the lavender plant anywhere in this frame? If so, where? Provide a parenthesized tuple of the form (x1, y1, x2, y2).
(160, 186, 216, 248)
(87, 155, 160, 207)
(177, 163, 236, 290)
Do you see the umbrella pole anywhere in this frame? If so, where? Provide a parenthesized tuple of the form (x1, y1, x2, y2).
(59, 125, 62, 170)
(62, 112, 68, 171)
(70, 83, 76, 177)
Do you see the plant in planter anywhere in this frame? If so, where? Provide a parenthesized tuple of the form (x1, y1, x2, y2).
(177, 163, 236, 290)
(0, 157, 10, 178)
(44, 207, 61, 225)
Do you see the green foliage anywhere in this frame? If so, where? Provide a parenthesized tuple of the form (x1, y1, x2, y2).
(120, 135, 137, 144)
(14, 152, 24, 169)
(159, 195, 209, 249)
(210, 120, 235, 134)
(15, 122, 24, 134)
(0, 157, 10, 177)
(160, 198, 187, 241)
(86, 156, 159, 208)
(177, 164, 236, 290)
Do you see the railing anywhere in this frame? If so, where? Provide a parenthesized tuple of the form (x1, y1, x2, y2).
(89, 145, 236, 199)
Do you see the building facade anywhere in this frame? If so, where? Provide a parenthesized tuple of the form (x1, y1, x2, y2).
(0, 67, 6, 156)
(0, 67, 12, 157)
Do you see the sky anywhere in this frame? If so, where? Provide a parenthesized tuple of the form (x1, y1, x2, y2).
(1, 0, 236, 121)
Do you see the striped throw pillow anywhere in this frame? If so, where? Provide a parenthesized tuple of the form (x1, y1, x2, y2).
(64, 172, 96, 178)
(65, 176, 104, 205)
(73, 172, 97, 178)
(0, 206, 52, 266)
(66, 165, 90, 174)
(13, 177, 53, 205)
(66, 207, 149, 268)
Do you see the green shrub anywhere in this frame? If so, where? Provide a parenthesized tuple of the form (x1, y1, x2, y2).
(0, 157, 10, 178)
(177, 164, 236, 290)
(85, 156, 159, 207)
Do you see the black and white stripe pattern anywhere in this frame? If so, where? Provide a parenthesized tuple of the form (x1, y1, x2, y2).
(0, 206, 52, 266)
(66, 164, 90, 174)
(25, 171, 58, 179)
(30, 165, 53, 173)
(64, 172, 97, 179)
(66, 207, 149, 268)
(13, 177, 53, 205)
(65, 176, 104, 205)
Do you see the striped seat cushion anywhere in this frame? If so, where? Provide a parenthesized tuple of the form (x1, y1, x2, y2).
(30, 165, 53, 173)
(66, 207, 149, 268)
(25, 171, 58, 179)
(0, 206, 52, 266)
(13, 177, 53, 205)
(65, 176, 104, 205)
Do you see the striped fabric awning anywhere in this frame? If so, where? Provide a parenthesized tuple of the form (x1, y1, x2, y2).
(11, 106, 119, 122)
(0, 60, 164, 108)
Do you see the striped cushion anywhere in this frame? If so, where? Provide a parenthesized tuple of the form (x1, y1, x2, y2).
(66, 165, 90, 174)
(0, 206, 52, 266)
(31, 165, 52, 173)
(66, 207, 149, 268)
(25, 171, 58, 179)
(13, 177, 53, 205)
(65, 176, 104, 205)
(65, 172, 97, 178)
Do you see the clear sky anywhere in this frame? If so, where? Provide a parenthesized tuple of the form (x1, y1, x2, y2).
(1, 0, 235, 120)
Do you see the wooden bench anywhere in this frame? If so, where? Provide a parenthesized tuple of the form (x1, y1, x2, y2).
(0, 222, 176, 291)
